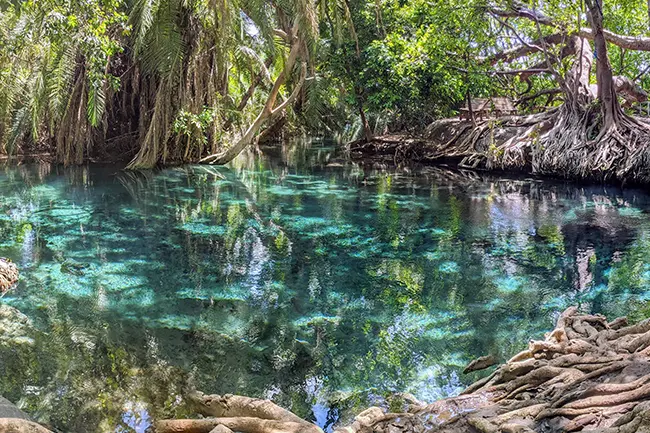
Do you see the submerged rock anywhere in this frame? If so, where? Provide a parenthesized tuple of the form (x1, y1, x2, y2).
(0, 417, 52, 433)
(0, 305, 35, 346)
(0, 258, 18, 293)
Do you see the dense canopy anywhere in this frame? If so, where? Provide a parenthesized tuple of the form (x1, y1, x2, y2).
(3, 0, 650, 169)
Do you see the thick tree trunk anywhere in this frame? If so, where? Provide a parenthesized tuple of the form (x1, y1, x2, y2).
(566, 37, 594, 105)
(586, 0, 621, 129)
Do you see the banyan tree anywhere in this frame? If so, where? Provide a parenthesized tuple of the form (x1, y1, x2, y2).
(349, 1, 650, 184)
(461, 0, 650, 183)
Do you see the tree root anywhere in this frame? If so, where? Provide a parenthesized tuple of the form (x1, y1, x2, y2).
(463, 355, 498, 374)
(0, 258, 19, 293)
(351, 104, 650, 184)
(154, 417, 321, 433)
(156, 308, 650, 433)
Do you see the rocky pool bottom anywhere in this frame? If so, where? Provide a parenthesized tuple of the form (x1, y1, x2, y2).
(2, 142, 650, 432)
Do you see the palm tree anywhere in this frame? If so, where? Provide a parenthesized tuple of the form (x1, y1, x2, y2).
(0, 0, 358, 168)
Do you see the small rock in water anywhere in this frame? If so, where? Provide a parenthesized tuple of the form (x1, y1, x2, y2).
(0, 258, 19, 293)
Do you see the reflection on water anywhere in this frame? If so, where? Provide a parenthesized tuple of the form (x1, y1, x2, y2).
(1, 140, 650, 432)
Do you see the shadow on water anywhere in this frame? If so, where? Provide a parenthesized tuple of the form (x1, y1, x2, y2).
(1, 138, 650, 431)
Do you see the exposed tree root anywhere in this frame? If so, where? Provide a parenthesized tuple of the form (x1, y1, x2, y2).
(154, 417, 318, 433)
(351, 105, 650, 184)
(155, 308, 650, 433)
(0, 258, 19, 293)
(155, 394, 324, 433)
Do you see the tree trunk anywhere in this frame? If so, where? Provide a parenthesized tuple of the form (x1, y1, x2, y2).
(358, 103, 373, 142)
(223, 58, 273, 131)
(466, 88, 476, 126)
(586, 0, 622, 129)
(200, 41, 306, 165)
(566, 36, 594, 105)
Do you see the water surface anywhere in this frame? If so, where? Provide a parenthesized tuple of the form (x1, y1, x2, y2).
(1, 142, 650, 432)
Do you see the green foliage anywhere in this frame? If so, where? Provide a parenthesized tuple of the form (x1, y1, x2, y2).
(3, 0, 650, 160)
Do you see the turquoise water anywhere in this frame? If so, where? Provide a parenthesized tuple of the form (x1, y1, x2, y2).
(1, 143, 650, 432)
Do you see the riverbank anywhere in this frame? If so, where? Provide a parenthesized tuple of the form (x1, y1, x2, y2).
(153, 307, 650, 433)
(350, 114, 650, 185)
(6, 306, 650, 432)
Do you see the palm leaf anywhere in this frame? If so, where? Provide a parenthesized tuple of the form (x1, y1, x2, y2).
(87, 76, 106, 127)
(49, 43, 78, 122)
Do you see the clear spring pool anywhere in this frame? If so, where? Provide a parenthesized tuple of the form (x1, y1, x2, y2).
(1, 143, 650, 432)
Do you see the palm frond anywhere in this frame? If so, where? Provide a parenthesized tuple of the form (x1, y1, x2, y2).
(139, 0, 185, 76)
(87, 76, 106, 127)
(49, 43, 78, 122)
(131, 0, 161, 55)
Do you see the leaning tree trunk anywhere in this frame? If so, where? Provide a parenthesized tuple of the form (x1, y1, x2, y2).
(199, 34, 307, 165)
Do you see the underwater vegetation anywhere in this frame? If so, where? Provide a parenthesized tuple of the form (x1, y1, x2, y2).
(1, 145, 650, 432)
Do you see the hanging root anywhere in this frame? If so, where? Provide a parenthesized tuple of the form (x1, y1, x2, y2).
(156, 308, 650, 433)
